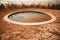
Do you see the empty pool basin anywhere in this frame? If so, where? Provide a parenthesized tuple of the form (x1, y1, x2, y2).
(4, 11, 56, 25)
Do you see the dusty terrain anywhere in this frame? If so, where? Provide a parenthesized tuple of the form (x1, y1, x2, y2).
(0, 8, 60, 40)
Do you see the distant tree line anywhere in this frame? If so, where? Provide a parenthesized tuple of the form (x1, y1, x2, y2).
(0, 2, 60, 10)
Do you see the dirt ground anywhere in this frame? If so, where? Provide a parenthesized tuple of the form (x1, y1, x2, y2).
(0, 8, 60, 40)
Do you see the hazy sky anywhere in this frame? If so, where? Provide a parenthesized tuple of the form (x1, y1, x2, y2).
(0, 0, 60, 6)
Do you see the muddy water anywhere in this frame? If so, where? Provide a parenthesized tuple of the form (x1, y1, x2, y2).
(9, 11, 51, 23)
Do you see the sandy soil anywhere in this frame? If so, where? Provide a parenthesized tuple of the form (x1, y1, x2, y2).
(0, 8, 60, 40)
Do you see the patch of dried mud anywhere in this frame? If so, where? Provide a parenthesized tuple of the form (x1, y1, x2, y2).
(0, 8, 60, 40)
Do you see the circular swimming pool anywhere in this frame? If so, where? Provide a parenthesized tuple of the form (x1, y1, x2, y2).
(4, 11, 56, 25)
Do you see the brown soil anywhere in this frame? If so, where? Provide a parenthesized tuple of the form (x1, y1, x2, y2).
(0, 8, 60, 40)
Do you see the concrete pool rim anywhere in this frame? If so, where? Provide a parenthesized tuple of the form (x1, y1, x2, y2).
(4, 11, 56, 25)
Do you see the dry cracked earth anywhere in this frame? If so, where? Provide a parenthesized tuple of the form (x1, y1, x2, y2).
(0, 8, 60, 40)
